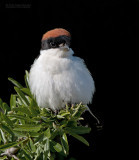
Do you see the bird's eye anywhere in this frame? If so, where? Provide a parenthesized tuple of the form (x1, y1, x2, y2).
(60, 40, 66, 45)
(50, 42, 56, 47)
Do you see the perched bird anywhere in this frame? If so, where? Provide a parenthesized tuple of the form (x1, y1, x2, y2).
(29, 28, 95, 113)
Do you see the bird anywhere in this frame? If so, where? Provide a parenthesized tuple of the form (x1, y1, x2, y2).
(29, 28, 96, 114)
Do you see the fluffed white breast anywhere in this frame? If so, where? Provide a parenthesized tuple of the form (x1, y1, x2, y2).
(29, 48, 95, 111)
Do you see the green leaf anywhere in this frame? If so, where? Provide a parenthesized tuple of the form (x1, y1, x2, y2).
(22, 148, 32, 160)
(0, 71, 94, 159)
(69, 158, 77, 160)
(65, 126, 91, 135)
(0, 138, 28, 150)
(13, 124, 41, 132)
(29, 138, 36, 152)
(49, 153, 55, 160)
(12, 106, 32, 117)
(14, 87, 30, 106)
(51, 129, 59, 140)
(10, 94, 16, 109)
(0, 129, 7, 143)
(67, 131, 89, 146)
(29, 132, 40, 137)
(1, 112, 13, 127)
(35, 151, 43, 160)
(13, 130, 28, 137)
(2, 103, 10, 113)
(34, 133, 44, 144)
(0, 123, 14, 136)
(0, 131, 1, 144)
(0, 155, 8, 160)
(44, 128, 51, 138)
(16, 98, 22, 106)
(0, 98, 4, 112)
(8, 114, 33, 122)
(21, 88, 32, 97)
(56, 115, 65, 119)
(67, 120, 77, 127)
(45, 138, 50, 152)
(51, 141, 62, 152)
(61, 133, 69, 155)
(53, 143, 62, 153)
(71, 134, 89, 146)
(29, 99, 40, 117)
(0, 98, 2, 104)
(25, 70, 30, 89)
(8, 77, 23, 89)
(72, 103, 82, 117)
(43, 138, 50, 159)
(60, 112, 70, 117)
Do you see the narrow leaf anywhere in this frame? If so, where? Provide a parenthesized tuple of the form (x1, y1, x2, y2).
(60, 112, 70, 117)
(13, 124, 41, 132)
(10, 94, 16, 109)
(66, 131, 89, 146)
(61, 133, 69, 155)
(51, 129, 59, 140)
(13, 130, 28, 137)
(2, 103, 10, 113)
(29, 99, 40, 117)
(62, 133, 68, 146)
(29, 132, 40, 137)
(0, 123, 14, 136)
(0, 98, 4, 113)
(21, 88, 32, 97)
(0, 131, 1, 143)
(53, 143, 62, 152)
(1, 113, 13, 127)
(12, 106, 32, 117)
(45, 138, 50, 152)
(0, 98, 3, 105)
(34, 133, 44, 144)
(72, 103, 82, 117)
(0, 155, 8, 160)
(65, 126, 91, 135)
(14, 87, 29, 106)
(56, 115, 65, 119)
(25, 70, 29, 89)
(44, 128, 51, 138)
(0, 138, 28, 150)
(8, 114, 33, 122)
(43, 138, 50, 159)
(8, 77, 23, 89)
(0, 129, 7, 143)
(51, 141, 62, 152)
(29, 138, 36, 152)
(22, 148, 32, 160)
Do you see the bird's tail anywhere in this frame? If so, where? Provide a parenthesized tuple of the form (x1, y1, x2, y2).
(85, 105, 100, 124)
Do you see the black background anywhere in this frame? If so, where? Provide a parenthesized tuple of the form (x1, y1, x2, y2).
(0, 0, 138, 159)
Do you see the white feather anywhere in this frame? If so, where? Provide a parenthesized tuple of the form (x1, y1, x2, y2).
(29, 48, 95, 111)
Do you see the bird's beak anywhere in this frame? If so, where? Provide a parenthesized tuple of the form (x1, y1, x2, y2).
(59, 43, 69, 51)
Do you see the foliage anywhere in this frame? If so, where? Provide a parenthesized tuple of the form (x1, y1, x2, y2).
(0, 71, 92, 160)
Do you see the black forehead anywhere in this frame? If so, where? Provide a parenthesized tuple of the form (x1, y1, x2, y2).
(47, 35, 71, 43)
(41, 35, 71, 50)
